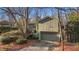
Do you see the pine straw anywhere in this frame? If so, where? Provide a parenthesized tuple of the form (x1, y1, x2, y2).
(0, 40, 38, 51)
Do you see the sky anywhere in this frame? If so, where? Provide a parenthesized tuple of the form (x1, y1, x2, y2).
(0, 7, 75, 25)
(29, 7, 57, 18)
(0, 7, 73, 21)
(0, 7, 58, 20)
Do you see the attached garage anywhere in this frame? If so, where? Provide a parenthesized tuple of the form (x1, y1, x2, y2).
(37, 17, 61, 41)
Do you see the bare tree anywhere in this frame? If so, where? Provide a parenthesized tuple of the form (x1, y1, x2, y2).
(35, 8, 40, 31)
(0, 7, 29, 39)
(55, 8, 65, 51)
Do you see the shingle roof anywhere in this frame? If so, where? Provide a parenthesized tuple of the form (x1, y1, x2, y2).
(39, 16, 52, 23)
(0, 20, 10, 25)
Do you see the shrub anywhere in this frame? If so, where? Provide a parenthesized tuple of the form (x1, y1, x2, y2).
(33, 30, 37, 33)
(27, 33, 39, 40)
(0, 27, 18, 33)
(0, 36, 14, 44)
(0, 27, 11, 33)
(9, 36, 18, 41)
(27, 34, 33, 39)
(16, 38, 26, 44)
(11, 27, 18, 30)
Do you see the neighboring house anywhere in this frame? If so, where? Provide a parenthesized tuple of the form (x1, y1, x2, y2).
(37, 17, 60, 41)
(0, 20, 11, 27)
(0, 20, 17, 28)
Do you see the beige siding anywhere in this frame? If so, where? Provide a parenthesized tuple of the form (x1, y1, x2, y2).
(38, 19, 59, 32)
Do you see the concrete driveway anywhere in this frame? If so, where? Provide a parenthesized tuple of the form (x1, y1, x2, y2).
(20, 40, 61, 51)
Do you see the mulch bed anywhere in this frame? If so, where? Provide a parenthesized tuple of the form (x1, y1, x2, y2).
(60, 43, 79, 51)
(0, 40, 39, 51)
(64, 46, 79, 51)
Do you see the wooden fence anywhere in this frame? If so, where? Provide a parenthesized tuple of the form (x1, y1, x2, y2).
(65, 21, 79, 43)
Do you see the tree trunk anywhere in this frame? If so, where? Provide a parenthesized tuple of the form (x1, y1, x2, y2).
(7, 8, 26, 38)
(57, 9, 64, 51)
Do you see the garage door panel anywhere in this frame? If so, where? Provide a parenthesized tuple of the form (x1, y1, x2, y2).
(41, 32, 60, 41)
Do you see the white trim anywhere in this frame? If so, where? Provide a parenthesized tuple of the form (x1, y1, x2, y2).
(39, 32, 41, 40)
